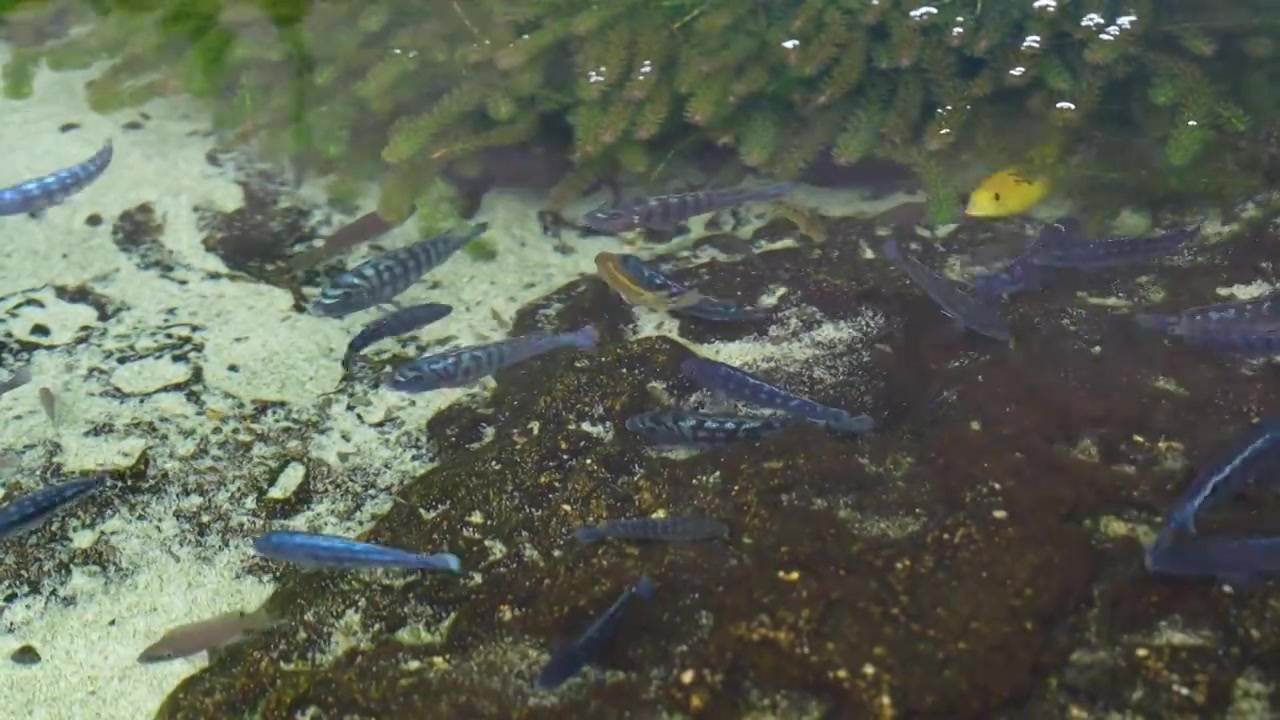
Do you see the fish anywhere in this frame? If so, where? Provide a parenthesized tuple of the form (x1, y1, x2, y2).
(681, 357, 874, 433)
(574, 516, 728, 543)
(964, 168, 1049, 218)
(137, 607, 278, 664)
(674, 297, 770, 323)
(1145, 528, 1280, 587)
(595, 252, 705, 312)
(583, 184, 790, 233)
(289, 208, 412, 272)
(38, 387, 56, 425)
(0, 140, 113, 217)
(0, 475, 106, 540)
(343, 302, 453, 370)
(310, 223, 487, 318)
(1027, 221, 1199, 269)
(386, 325, 598, 393)
(881, 239, 1011, 341)
(0, 366, 32, 398)
(625, 410, 794, 446)
(1164, 417, 1280, 535)
(970, 254, 1043, 297)
(600, 253, 765, 322)
(536, 575, 655, 689)
(1135, 294, 1280, 355)
(253, 530, 462, 572)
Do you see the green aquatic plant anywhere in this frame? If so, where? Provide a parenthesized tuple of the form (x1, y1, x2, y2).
(3, 0, 1278, 214)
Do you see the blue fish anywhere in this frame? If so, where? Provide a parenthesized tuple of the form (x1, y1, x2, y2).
(612, 254, 763, 322)
(583, 184, 790, 233)
(253, 531, 462, 572)
(1027, 220, 1199, 269)
(1165, 418, 1280, 535)
(537, 575, 655, 689)
(1136, 294, 1280, 356)
(681, 357, 874, 432)
(0, 476, 106, 539)
(881, 239, 1011, 342)
(574, 516, 728, 543)
(343, 302, 453, 370)
(311, 223, 487, 318)
(0, 140, 113, 217)
(625, 410, 794, 446)
(386, 326, 598, 393)
(971, 254, 1043, 297)
(1145, 528, 1280, 587)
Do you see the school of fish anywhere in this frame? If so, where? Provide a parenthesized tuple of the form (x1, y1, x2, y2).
(0, 135, 1272, 695)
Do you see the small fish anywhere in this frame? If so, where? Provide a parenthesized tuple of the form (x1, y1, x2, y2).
(537, 575, 655, 689)
(0, 140, 113, 217)
(626, 410, 794, 446)
(137, 607, 277, 664)
(674, 297, 769, 323)
(311, 223, 487, 318)
(0, 475, 105, 540)
(1135, 294, 1280, 355)
(1145, 528, 1280, 587)
(253, 530, 462, 572)
(0, 366, 32, 398)
(38, 387, 56, 425)
(574, 516, 728, 543)
(595, 252, 704, 311)
(343, 302, 453, 370)
(964, 168, 1049, 218)
(386, 326, 598, 393)
(1165, 417, 1280, 535)
(681, 357, 874, 433)
(970, 254, 1043, 297)
(603, 254, 765, 322)
(1027, 221, 1199, 269)
(583, 184, 790, 233)
(881, 239, 1011, 342)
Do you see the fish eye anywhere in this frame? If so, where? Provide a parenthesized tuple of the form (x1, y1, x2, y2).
(992, 192, 1001, 202)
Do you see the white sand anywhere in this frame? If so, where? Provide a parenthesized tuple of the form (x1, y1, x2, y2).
(0, 46, 644, 719)
(0, 34, 898, 719)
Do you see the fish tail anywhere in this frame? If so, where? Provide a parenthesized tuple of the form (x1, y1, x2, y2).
(430, 552, 463, 573)
(572, 325, 600, 351)
(633, 575, 656, 599)
(755, 183, 791, 199)
(574, 527, 605, 543)
(1134, 313, 1180, 335)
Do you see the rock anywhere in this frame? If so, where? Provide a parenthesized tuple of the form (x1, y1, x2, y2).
(152, 215, 1280, 719)
(10, 644, 40, 665)
(109, 356, 195, 395)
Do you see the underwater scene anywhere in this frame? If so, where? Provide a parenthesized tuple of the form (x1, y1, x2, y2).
(4, 0, 1280, 718)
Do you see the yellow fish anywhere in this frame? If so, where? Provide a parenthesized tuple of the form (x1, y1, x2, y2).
(964, 168, 1050, 218)
(594, 252, 704, 311)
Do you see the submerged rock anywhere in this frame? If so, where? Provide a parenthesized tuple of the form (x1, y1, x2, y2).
(155, 214, 1280, 719)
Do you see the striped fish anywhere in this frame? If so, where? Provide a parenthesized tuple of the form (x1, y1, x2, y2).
(574, 516, 728, 543)
(0, 476, 106, 540)
(311, 223, 487, 318)
(0, 140, 113, 216)
(537, 576, 655, 689)
(583, 184, 790, 233)
(625, 410, 794, 446)
(386, 326, 598, 393)
(682, 357, 874, 433)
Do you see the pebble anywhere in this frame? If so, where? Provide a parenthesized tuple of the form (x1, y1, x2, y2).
(10, 644, 41, 665)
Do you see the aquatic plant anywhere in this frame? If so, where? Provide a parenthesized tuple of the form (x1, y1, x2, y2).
(5, 0, 1279, 215)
